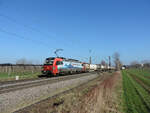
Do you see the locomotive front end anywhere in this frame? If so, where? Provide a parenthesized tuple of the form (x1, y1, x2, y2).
(42, 57, 55, 75)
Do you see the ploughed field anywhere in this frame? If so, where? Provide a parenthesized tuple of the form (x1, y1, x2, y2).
(122, 69, 150, 113)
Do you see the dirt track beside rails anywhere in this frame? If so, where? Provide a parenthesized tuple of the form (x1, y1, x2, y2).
(79, 71, 122, 113)
(14, 71, 122, 113)
(70, 71, 122, 113)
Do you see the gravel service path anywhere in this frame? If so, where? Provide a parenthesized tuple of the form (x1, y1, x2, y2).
(0, 73, 93, 94)
(0, 73, 92, 88)
(0, 73, 99, 113)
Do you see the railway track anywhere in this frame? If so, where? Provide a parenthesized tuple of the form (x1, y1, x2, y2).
(0, 72, 95, 94)
(14, 73, 101, 113)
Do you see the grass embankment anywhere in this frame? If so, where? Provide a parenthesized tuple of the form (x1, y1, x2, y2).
(0, 72, 40, 81)
(122, 69, 150, 113)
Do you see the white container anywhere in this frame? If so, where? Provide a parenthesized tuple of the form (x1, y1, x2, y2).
(122, 67, 125, 70)
(16, 76, 19, 80)
(89, 64, 98, 71)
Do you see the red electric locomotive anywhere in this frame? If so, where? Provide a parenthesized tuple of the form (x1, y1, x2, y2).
(42, 57, 87, 76)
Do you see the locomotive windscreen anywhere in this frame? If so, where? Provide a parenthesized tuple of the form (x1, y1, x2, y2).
(44, 58, 55, 65)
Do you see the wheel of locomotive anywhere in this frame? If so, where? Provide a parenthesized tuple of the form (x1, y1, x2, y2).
(56, 73, 59, 77)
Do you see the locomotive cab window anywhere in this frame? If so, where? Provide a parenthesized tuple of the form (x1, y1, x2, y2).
(44, 58, 54, 65)
(56, 61, 63, 65)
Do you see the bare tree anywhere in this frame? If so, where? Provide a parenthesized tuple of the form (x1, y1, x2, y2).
(33, 60, 40, 65)
(130, 61, 140, 66)
(16, 58, 27, 65)
(141, 60, 150, 68)
(113, 52, 122, 71)
(143, 63, 150, 68)
(27, 60, 33, 65)
(16, 58, 34, 65)
(141, 60, 150, 64)
(101, 60, 107, 66)
(130, 60, 141, 68)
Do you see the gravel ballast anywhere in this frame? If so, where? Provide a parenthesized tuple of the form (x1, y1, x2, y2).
(0, 73, 99, 113)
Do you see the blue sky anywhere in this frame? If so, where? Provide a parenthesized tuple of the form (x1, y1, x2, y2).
(0, 0, 150, 64)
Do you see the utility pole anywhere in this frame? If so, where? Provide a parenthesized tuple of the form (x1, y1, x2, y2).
(89, 50, 92, 64)
(89, 56, 92, 64)
(109, 56, 111, 67)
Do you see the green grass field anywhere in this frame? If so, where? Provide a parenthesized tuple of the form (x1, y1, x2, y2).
(122, 69, 150, 113)
(0, 72, 41, 81)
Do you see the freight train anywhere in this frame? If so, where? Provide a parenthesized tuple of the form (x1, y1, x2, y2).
(41, 57, 115, 76)
(42, 57, 84, 75)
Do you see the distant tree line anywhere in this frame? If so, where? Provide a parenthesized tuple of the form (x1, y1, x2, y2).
(130, 60, 150, 68)
(0, 65, 42, 74)
(0, 58, 42, 74)
(99, 52, 150, 70)
(0, 63, 42, 66)
(100, 52, 122, 71)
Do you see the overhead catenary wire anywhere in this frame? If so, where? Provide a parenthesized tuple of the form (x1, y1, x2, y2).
(0, 28, 48, 63)
(0, 13, 60, 47)
(0, 14, 61, 63)
(0, 13, 89, 63)
(0, 13, 77, 47)
(0, 13, 51, 38)
(0, 28, 50, 49)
